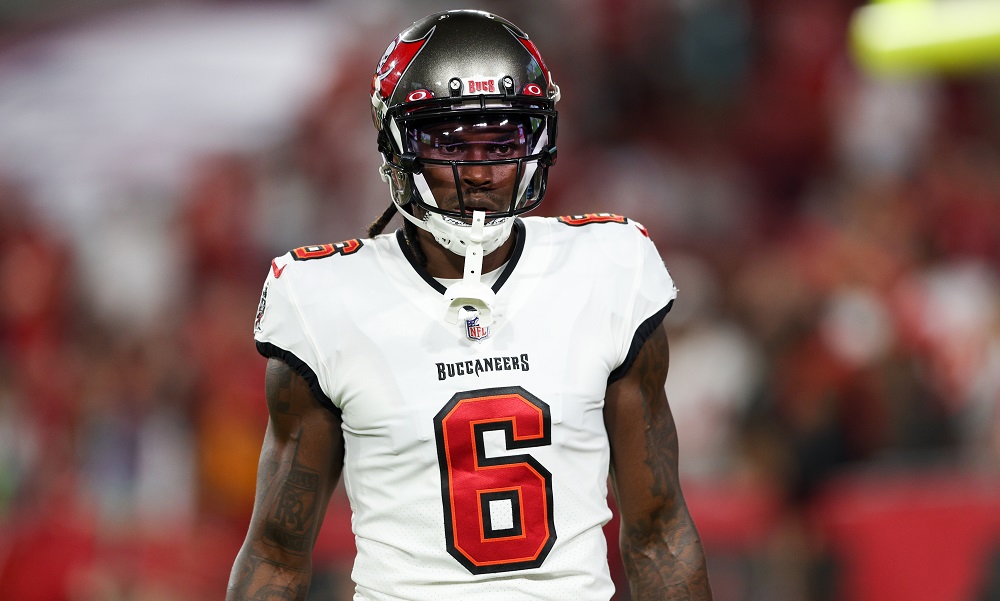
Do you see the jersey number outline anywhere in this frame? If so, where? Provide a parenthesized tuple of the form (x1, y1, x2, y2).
(291, 239, 363, 261)
(557, 213, 627, 226)
(433, 386, 556, 574)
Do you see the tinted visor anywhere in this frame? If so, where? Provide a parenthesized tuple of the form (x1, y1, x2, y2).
(406, 114, 543, 162)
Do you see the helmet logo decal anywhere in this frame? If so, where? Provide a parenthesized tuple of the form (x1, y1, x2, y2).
(406, 89, 433, 102)
(516, 36, 551, 86)
(460, 77, 501, 95)
(467, 79, 496, 94)
(523, 83, 543, 97)
(372, 29, 432, 101)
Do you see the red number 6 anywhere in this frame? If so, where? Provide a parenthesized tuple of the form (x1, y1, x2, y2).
(433, 387, 556, 574)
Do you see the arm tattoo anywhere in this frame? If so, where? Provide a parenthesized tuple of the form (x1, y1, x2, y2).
(263, 467, 320, 554)
(229, 552, 310, 600)
(228, 549, 311, 600)
(228, 360, 337, 601)
(621, 326, 712, 601)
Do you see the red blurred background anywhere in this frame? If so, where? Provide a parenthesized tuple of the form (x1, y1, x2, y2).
(0, 1, 998, 600)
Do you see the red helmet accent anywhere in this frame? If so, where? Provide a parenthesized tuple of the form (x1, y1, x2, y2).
(517, 37, 553, 87)
(406, 89, 434, 102)
(372, 32, 431, 102)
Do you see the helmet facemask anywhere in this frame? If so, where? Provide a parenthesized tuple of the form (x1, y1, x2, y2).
(380, 95, 557, 256)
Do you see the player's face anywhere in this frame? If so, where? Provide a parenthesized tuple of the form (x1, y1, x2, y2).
(409, 116, 533, 217)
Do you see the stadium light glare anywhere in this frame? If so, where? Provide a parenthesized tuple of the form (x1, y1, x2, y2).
(850, 0, 1000, 74)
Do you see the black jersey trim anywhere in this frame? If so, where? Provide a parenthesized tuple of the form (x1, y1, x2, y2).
(491, 220, 525, 293)
(395, 219, 526, 296)
(255, 341, 341, 417)
(397, 228, 447, 293)
(607, 300, 674, 385)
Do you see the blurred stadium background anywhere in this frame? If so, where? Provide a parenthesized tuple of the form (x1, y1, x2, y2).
(1, 0, 999, 599)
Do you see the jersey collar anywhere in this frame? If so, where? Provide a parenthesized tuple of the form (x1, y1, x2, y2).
(396, 219, 525, 295)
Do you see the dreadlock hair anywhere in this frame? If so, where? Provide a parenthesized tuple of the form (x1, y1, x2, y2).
(366, 202, 428, 267)
(403, 219, 428, 267)
(366, 203, 397, 238)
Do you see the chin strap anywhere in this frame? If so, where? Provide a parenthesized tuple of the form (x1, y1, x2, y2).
(443, 210, 497, 330)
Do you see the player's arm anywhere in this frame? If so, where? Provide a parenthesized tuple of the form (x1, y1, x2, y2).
(227, 358, 345, 601)
(604, 323, 712, 600)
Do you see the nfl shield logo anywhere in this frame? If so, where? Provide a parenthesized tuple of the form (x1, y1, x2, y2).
(465, 314, 490, 341)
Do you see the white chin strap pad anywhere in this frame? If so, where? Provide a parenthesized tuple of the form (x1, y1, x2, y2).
(443, 211, 497, 327)
(408, 172, 513, 257)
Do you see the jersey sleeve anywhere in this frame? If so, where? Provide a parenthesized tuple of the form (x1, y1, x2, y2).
(607, 221, 677, 384)
(252, 255, 337, 413)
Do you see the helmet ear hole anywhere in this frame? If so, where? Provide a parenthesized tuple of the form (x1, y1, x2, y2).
(399, 153, 422, 173)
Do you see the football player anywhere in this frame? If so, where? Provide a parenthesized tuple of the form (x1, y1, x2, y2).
(228, 9, 711, 601)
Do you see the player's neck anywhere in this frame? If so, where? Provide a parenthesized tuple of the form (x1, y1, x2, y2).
(417, 227, 516, 280)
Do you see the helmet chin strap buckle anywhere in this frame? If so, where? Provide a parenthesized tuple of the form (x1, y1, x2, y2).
(444, 211, 497, 333)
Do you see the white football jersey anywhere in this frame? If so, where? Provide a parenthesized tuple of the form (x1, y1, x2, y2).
(253, 214, 677, 601)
